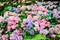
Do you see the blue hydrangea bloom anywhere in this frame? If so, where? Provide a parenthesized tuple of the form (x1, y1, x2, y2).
(9, 7, 16, 11)
(37, 2, 45, 6)
(30, 30, 34, 35)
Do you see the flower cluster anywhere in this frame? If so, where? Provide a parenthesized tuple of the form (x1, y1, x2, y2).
(0, 1, 60, 40)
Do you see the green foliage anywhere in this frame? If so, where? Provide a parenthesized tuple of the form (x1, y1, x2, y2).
(24, 33, 49, 40)
(16, 21, 21, 29)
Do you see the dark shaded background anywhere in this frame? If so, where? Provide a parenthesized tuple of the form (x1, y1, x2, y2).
(44, 0, 60, 1)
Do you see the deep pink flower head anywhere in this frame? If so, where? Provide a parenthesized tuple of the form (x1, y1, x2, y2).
(45, 18, 49, 21)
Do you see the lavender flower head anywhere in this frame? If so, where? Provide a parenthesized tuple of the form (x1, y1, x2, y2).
(23, 19, 33, 29)
(10, 33, 23, 40)
(40, 29, 49, 35)
(16, 8, 21, 13)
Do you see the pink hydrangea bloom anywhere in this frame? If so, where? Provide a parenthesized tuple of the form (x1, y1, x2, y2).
(40, 22, 46, 30)
(39, 19, 50, 30)
(11, 24, 18, 29)
(43, 12, 48, 16)
(25, 11, 37, 15)
(26, 6, 31, 10)
(40, 29, 49, 35)
(53, 9, 60, 18)
(0, 30, 3, 33)
(36, 6, 42, 11)
(45, 18, 49, 21)
(27, 15, 32, 20)
(2, 35, 8, 40)
(7, 16, 20, 23)
(33, 16, 39, 21)
(4, 11, 19, 17)
(31, 6, 37, 10)
(7, 25, 11, 32)
(0, 16, 4, 22)
(50, 34, 56, 38)
(50, 5, 56, 9)
(7, 23, 18, 32)
(6, 16, 20, 32)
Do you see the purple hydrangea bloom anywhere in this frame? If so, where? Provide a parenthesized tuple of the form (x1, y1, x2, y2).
(10, 33, 17, 40)
(23, 19, 33, 29)
(17, 36, 23, 40)
(53, 1, 58, 4)
(26, 23, 32, 29)
(26, 20, 33, 29)
(10, 33, 23, 40)
(30, 30, 34, 35)
(16, 8, 21, 13)
(23, 19, 33, 24)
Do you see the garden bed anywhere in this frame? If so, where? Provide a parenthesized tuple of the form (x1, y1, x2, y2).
(0, 1, 60, 40)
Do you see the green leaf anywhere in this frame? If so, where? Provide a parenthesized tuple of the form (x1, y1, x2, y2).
(57, 34, 60, 38)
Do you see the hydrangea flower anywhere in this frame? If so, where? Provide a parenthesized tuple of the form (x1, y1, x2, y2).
(50, 34, 56, 38)
(2, 35, 8, 40)
(4, 11, 19, 17)
(10, 33, 17, 40)
(37, 2, 45, 6)
(0, 16, 4, 22)
(39, 29, 49, 35)
(26, 23, 32, 29)
(10, 32, 23, 40)
(9, 7, 16, 11)
(14, 29, 23, 35)
(30, 30, 34, 35)
(16, 8, 21, 13)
